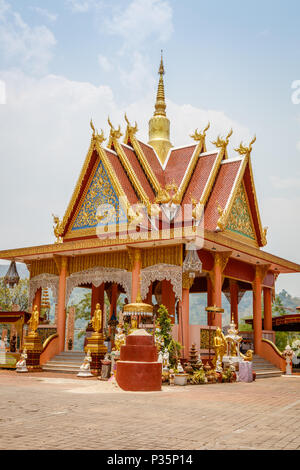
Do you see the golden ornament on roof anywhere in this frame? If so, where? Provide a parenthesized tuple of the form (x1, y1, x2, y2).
(235, 135, 256, 155)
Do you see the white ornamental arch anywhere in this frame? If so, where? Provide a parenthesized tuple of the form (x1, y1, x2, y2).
(28, 273, 59, 310)
(65, 266, 131, 305)
(141, 264, 182, 301)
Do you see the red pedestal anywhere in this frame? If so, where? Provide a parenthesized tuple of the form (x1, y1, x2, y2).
(116, 332, 162, 392)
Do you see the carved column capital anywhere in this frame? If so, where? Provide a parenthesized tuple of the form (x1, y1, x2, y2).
(182, 272, 194, 290)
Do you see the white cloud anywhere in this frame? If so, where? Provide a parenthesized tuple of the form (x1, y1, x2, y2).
(98, 54, 113, 72)
(0, 1, 56, 74)
(32, 7, 57, 23)
(65, 0, 98, 13)
(105, 0, 173, 50)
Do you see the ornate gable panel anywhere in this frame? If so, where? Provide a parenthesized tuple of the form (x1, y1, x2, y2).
(226, 183, 256, 241)
(70, 160, 127, 233)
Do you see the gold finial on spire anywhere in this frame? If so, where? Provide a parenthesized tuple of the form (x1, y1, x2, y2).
(154, 50, 166, 117)
(148, 51, 172, 165)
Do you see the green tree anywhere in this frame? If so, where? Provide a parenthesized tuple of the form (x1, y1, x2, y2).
(157, 304, 172, 347)
(272, 295, 286, 316)
(0, 278, 29, 311)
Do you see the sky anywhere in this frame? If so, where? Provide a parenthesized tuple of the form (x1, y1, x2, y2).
(0, 0, 300, 295)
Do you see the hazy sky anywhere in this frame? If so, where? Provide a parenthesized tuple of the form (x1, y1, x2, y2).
(0, 0, 300, 295)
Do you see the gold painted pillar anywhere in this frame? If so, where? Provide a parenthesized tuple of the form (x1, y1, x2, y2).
(230, 280, 239, 327)
(263, 287, 273, 331)
(131, 248, 142, 302)
(56, 257, 68, 353)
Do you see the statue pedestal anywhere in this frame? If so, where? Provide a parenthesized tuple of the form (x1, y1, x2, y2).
(116, 330, 162, 391)
(85, 333, 107, 376)
(23, 333, 43, 371)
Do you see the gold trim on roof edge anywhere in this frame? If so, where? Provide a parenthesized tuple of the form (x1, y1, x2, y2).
(1, 227, 299, 272)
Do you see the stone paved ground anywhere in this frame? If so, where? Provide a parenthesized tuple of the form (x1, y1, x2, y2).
(0, 370, 299, 450)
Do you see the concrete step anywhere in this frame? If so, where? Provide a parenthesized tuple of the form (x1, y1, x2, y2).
(255, 370, 282, 379)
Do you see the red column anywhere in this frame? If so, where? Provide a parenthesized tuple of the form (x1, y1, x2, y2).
(109, 283, 118, 320)
(91, 284, 105, 316)
(207, 277, 213, 307)
(253, 269, 262, 354)
(32, 288, 42, 312)
(210, 255, 223, 328)
(131, 249, 141, 302)
(263, 287, 273, 331)
(162, 280, 176, 324)
(230, 280, 239, 327)
(145, 283, 152, 305)
(181, 287, 190, 359)
(57, 257, 68, 353)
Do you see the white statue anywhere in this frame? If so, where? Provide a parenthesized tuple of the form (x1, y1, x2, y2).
(282, 345, 294, 375)
(196, 353, 203, 367)
(162, 348, 170, 371)
(77, 350, 93, 377)
(177, 361, 184, 374)
(16, 349, 28, 373)
(158, 351, 163, 364)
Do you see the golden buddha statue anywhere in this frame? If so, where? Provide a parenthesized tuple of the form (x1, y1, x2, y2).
(91, 303, 102, 334)
(28, 305, 39, 334)
(213, 327, 227, 366)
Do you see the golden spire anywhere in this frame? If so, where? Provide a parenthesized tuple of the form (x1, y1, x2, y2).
(154, 52, 166, 117)
(148, 51, 172, 165)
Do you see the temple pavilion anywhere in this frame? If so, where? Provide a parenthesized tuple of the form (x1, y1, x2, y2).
(0, 55, 299, 369)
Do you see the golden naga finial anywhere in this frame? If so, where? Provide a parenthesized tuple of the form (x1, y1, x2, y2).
(52, 214, 63, 244)
(235, 135, 256, 156)
(95, 129, 106, 145)
(212, 128, 233, 159)
(124, 113, 138, 141)
(108, 116, 123, 140)
(261, 226, 268, 246)
(190, 122, 210, 152)
(90, 118, 96, 137)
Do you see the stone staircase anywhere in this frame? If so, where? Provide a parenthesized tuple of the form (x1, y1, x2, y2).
(42, 351, 85, 374)
(252, 355, 282, 379)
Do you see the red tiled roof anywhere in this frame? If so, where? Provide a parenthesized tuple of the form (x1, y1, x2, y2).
(137, 140, 165, 187)
(121, 144, 156, 202)
(182, 152, 218, 204)
(204, 159, 242, 230)
(164, 145, 197, 187)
